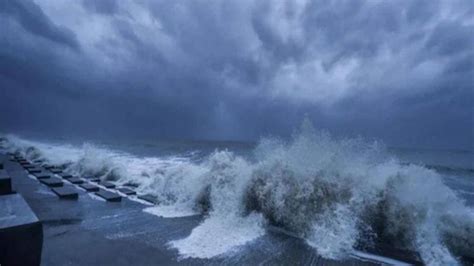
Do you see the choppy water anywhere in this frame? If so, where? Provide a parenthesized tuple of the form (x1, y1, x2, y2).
(1, 123, 473, 265)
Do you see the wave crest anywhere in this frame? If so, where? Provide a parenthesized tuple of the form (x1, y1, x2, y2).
(2, 125, 473, 264)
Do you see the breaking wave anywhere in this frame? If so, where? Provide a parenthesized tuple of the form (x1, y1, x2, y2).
(1, 122, 473, 264)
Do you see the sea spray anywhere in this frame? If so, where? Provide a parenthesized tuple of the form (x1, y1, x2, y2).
(2, 124, 473, 264)
(170, 150, 266, 259)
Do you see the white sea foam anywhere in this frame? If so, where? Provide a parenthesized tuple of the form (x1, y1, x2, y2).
(170, 213, 265, 259)
(2, 121, 473, 264)
(144, 204, 198, 218)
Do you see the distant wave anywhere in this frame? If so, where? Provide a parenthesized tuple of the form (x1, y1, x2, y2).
(424, 164, 474, 175)
(1, 122, 473, 265)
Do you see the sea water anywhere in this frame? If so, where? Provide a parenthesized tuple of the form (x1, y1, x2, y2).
(1, 124, 472, 265)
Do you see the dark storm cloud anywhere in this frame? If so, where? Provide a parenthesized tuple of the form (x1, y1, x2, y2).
(426, 21, 474, 57)
(0, 0, 79, 49)
(0, 0, 472, 149)
(82, 0, 118, 15)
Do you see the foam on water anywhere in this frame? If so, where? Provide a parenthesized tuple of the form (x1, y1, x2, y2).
(1, 122, 473, 264)
(170, 213, 265, 259)
(144, 205, 199, 218)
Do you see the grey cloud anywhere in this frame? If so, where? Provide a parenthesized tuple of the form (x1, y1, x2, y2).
(0, 0, 472, 149)
(426, 21, 474, 57)
(0, 0, 79, 50)
(82, 0, 117, 15)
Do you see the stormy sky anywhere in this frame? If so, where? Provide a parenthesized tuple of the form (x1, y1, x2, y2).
(0, 0, 473, 149)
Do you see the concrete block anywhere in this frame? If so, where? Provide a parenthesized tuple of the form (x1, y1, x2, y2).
(123, 181, 139, 188)
(118, 187, 136, 195)
(59, 173, 73, 179)
(85, 177, 100, 183)
(67, 177, 84, 184)
(79, 183, 99, 192)
(40, 177, 63, 187)
(50, 168, 63, 174)
(138, 194, 158, 204)
(33, 172, 51, 180)
(0, 193, 43, 266)
(13, 155, 24, 161)
(99, 181, 115, 189)
(24, 164, 36, 170)
(51, 187, 78, 200)
(0, 170, 12, 195)
(95, 190, 121, 202)
(28, 168, 42, 174)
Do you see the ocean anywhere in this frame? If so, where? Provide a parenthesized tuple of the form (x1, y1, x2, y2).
(1, 126, 473, 265)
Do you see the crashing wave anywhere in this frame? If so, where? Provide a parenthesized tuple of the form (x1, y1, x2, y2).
(2, 123, 473, 264)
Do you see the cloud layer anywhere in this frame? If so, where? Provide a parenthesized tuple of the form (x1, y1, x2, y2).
(0, 0, 473, 148)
